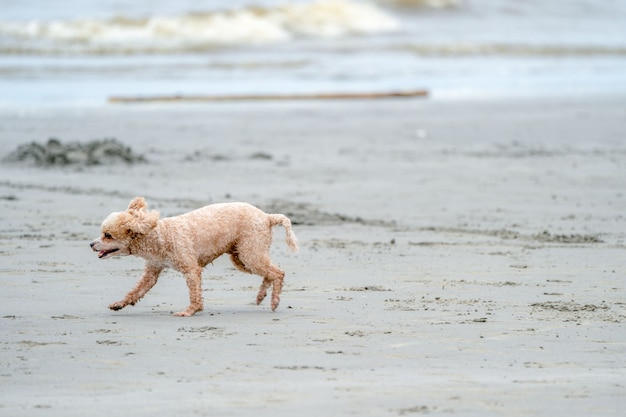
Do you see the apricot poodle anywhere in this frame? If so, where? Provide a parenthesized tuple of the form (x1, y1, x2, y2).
(90, 197, 298, 317)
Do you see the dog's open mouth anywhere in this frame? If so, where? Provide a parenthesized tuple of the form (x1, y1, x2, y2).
(98, 248, 119, 258)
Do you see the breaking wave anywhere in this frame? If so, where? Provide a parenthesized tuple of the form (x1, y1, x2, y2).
(0, 0, 399, 55)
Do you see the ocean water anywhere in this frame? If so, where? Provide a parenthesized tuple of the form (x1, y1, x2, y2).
(1, 0, 626, 106)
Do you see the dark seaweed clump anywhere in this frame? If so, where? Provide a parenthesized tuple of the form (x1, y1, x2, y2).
(3, 138, 146, 167)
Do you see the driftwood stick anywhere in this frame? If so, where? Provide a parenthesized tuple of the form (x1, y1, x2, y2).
(108, 89, 428, 103)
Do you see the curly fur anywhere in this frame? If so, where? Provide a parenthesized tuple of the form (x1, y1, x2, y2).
(90, 197, 298, 317)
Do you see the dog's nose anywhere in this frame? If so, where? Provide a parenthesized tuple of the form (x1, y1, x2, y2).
(90, 241, 95, 248)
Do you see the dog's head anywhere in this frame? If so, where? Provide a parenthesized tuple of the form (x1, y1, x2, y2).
(90, 197, 160, 259)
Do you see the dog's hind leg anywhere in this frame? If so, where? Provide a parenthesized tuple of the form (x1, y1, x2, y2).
(256, 278, 271, 305)
(237, 230, 286, 311)
(232, 252, 273, 305)
(230, 252, 252, 274)
(252, 262, 285, 311)
(238, 252, 286, 311)
(268, 265, 285, 311)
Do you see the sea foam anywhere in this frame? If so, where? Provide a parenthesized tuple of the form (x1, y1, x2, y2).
(0, 0, 399, 54)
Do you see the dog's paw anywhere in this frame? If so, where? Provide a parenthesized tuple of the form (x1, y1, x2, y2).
(271, 297, 280, 312)
(173, 306, 201, 317)
(109, 301, 126, 311)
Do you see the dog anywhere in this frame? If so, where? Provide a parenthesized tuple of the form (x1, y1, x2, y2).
(90, 197, 298, 317)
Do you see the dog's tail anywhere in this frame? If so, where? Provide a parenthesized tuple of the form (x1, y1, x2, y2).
(269, 214, 299, 253)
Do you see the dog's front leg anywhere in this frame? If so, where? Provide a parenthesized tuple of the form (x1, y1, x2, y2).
(109, 263, 163, 311)
(173, 266, 204, 317)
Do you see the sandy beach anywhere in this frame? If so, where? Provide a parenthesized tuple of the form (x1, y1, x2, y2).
(1, 96, 625, 416)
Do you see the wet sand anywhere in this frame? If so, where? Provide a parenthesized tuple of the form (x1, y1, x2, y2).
(1, 96, 625, 416)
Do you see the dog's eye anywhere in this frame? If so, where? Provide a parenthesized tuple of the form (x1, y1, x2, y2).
(103, 233, 112, 239)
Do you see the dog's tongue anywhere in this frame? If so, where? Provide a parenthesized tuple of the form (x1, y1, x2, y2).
(98, 251, 107, 258)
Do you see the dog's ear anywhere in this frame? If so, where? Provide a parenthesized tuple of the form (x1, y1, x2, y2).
(120, 208, 160, 236)
(127, 196, 148, 212)
(129, 210, 159, 235)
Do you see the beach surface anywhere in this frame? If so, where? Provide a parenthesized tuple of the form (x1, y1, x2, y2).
(1, 96, 625, 416)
